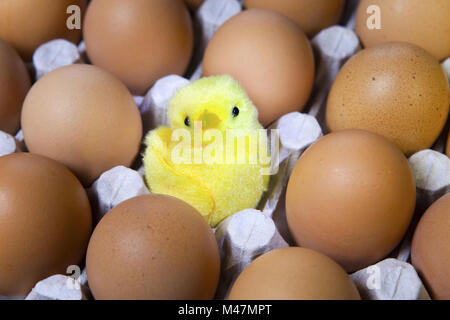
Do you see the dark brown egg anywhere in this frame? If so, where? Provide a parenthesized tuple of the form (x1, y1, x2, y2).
(83, 0, 194, 95)
(286, 130, 416, 272)
(0, 39, 31, 134)
(0, 153, 92, 298)
(412, 193, 450, 300)
(0, 0, 87, 61)
(229, 247, 361, 300)
(86, 194, 220, 300)
(355, 0, 450, 61)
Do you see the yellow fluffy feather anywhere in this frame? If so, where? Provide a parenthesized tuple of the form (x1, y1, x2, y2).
(143, 75, 270, 227)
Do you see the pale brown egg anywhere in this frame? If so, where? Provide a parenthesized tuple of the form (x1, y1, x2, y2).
(286, 130, 416, 272)
(0, 0, 87, 61)
(0, 39, 31, 134)
(203, 9, 315, 127)
(86, 194, 220, 300)
(21, 64, 143, 186)
(243, 0, 345, 37)
(184, 0, 204, 11)
(0, 153, 92, 298)
(83, 0, 194, 95)
(228, 247, 361, 300)
(326, 42, 450, 156)
(355, 0, 450, 61)
(412, 193, 450, 300)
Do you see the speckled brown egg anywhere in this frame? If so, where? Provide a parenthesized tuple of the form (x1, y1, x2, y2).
(0, 0, 87, 61)
(412, 193, 450, 300)
(229, 247, 361, 300)
(21, 64, 142, 186)
(355, 0, 450, 61)
(326, 42, 450, 156)
(0, 153, 92, 298)
(0, 39, 31, 135)
(86, 194, 220, 300)
(243, 0, 345, 37)
(83, 0, 194, 95)
(286, 130, 416, 272)
(203, 9, 315, 127)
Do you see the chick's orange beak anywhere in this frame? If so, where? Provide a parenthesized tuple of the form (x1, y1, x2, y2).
(199, 111, 221, 129)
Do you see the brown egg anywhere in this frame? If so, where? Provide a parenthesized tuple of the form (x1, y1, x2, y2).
(86, 194, 220, 300)
(203, 9, 315, 127)
(355, 0, 450, 61)
(229, 247, 361, 300)
(0, 39, 31, 134)
(21, 64, 142, 186)
(326, 42, 450, 156)
(412, 193, 450, 300)
(184, 0, 204, 11)
(0, 0, 87, 61)
(243, 0, 345, 37)
(286, 130, 416, 272)
(83, 0, 194, 95)
(0, 153, 92, 298)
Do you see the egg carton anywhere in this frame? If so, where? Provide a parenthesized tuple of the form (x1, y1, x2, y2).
(1, 0, 450, 301)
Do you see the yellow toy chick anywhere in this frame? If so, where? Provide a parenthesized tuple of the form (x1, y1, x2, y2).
(143, 75, 270, 227)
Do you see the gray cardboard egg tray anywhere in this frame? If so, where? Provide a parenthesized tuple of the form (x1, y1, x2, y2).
(1, 0, 449, 300)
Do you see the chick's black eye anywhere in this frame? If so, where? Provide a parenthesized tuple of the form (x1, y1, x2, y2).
(184, 116, 190, 127)
(232, 107, 239, 117)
